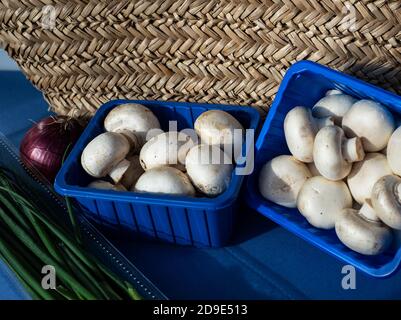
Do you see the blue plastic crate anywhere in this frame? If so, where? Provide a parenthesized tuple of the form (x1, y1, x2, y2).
(245, 60, 401, 277)
(55, 100, 260, 247)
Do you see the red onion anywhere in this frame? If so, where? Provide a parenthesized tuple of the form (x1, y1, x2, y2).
(20, 116, 85, 182)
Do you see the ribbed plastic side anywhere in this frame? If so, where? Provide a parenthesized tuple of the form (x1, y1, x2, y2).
(76, 197, 234, 247)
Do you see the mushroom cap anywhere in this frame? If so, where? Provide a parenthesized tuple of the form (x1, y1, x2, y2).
(81, 132, 130, 178)
(139, 131, 195, 172)
(185, 144, 233, 196)
(347, 153, 393, 205)
(313, 125, 354, 181)
(335, 208, 392, 255)
(312, 94, 356, 125)
(104, 103, 161, 144)
(134, 167, 195, 196)
(258, 155, 312, 208)
(342, 99, 395, 152)
(297, 176, 352, 229)
(325, 89, 343, 96)
(284, 107, 317, 163)
(371, 175, 401, 230)
(87, 180, 127, 191)
(387, 126, 401, 175)
(194, 110, 244, 148)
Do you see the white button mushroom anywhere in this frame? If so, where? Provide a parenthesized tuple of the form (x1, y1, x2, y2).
(134, 167, 195, 196)
(284, 106, 334, 163)
(258, 155, 312, 208)
(104, 103, 161, 147)
(313, 125, 365, 181)
(312, 91, 357, 125)
(297, 176, 352, 229)
(335, 204, 392, 256)
(347, 153, 393, 205)
(386, 126, 401, 175)
(371, 175, 401, 230)
(342, 100, 395, 152)
(81, 132, 131, 183)
(120, 155, 144, 189)
(194, 110, 244, 151)
(140, 131, 196, 172)
(185, 144, 233, 196)
(87, 180, 127, 191)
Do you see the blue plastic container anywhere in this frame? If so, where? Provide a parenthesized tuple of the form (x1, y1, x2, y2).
(55, 100, 260, 247)
(245, 60, 401, 277)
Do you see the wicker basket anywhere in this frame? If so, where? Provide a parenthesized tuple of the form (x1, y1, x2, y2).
(0, 0, 400, 118)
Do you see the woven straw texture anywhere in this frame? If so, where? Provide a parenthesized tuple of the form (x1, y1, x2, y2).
(0, 0, 400, 117)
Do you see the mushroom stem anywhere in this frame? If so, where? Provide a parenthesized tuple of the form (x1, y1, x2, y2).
(118, 130, 141, 154)
(108, 159, 131, 184)
(342, 137, 365, 162)
(358, 200, 380, 222)
(120, 155, 144, 189)
(315, 116, 335, 130)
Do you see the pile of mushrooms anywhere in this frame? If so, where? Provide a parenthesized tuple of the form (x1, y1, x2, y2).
(81, 103, 243, 197)
(259, 90, 401, 256)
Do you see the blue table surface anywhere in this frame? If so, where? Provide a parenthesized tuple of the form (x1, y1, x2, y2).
(1, 70, 401, 300)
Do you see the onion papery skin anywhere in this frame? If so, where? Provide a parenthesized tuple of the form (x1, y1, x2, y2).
(20, 116, 84, 182)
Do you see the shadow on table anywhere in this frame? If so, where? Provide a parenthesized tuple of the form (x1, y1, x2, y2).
(230, 204, 277, 245)
(98, 204, 288, 299)
(110, 237, 294, 299)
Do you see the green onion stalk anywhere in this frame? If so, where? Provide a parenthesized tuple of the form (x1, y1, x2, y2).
(0, 168, 142, 300)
